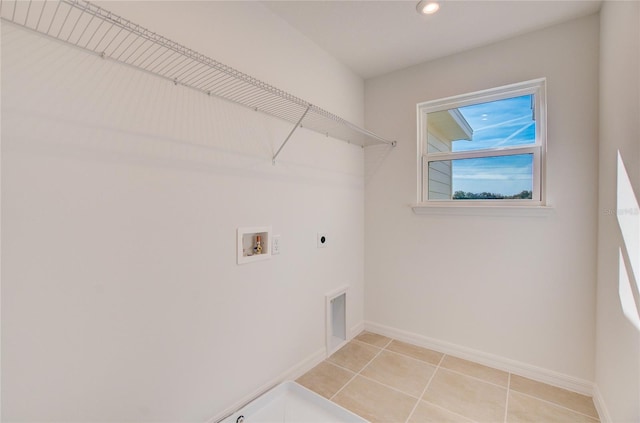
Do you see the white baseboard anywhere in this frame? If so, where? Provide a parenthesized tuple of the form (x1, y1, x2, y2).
(208, 347, 326, 423)
(592, 383, 612, 423)
(364, 321, 595, 396)
(350, 321, 365, 339)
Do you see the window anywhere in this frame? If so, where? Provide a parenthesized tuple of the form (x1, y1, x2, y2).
(417, 79, 546, 207)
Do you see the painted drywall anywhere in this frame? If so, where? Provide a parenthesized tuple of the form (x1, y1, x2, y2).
(97, 1, 364, 126)
(1, 2, 365, 421)
(595, 1, 640, 422)
(364, 15, 599, 381)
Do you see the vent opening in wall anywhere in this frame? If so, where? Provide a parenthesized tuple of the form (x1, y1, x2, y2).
(326, 287, 348, 356)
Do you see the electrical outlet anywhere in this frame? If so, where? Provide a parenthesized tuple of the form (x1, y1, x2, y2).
(272, 235, 281, 255)
(317, 232, 328, 248)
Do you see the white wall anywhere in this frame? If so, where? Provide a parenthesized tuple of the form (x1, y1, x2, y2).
(1, 2, 365, 421)
(97, 1, 364, 125)
(595, 1, 640, 422)
(364, 15, 599, 382)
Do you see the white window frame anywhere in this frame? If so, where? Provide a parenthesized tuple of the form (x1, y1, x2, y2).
(416, 78, 547, 209)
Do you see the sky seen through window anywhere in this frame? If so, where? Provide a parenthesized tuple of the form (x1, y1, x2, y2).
(450, 95, 535, 196)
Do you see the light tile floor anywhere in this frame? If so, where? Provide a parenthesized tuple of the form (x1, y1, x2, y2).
(297, 332, 600, 423)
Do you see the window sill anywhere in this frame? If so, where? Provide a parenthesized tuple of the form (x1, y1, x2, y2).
(410, 203, 555, 217)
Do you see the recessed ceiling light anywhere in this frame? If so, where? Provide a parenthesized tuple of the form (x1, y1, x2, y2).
(416, 0, 440, 15)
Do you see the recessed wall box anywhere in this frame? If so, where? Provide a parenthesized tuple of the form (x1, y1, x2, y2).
(237, 226, 272, 264)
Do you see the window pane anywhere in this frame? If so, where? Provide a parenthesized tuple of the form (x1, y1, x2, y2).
(426, 95, 536, 154)
(427, 154, 534, 200)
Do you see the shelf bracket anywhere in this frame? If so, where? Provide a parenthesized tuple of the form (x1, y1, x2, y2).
(272, 104, 311, 165)
(1, 0, 397, 152)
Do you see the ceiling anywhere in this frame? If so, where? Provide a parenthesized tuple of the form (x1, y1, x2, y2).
(264, 1, 602, 79)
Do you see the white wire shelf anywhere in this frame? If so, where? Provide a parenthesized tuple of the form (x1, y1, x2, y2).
(0, 0, 396, 161)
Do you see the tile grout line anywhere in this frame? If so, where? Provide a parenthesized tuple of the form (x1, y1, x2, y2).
(359, 336, 451, 404)
(326, 360, 363, 376)
(434, 361, 595, 420)
(327, 369, 358, 402)
(382, 344, 443, 366)
(504, 373, 511, 423)
(510, 390, 601, 421)
(330, 335, 447, 418)
(380, 340, 509, 390)
(327, 360, 426, 401)
(333, 337, 509, 414)
(435, 365, 510, 390)
(325, 335, 600, 423)
(352, 338, 385, 349)
(403, 352, 446, 423)
(357, 373, 422, 400)
(420, 399, 479, 423)
(328, 336, 391, 401)
(379, 337, 394, 349)
(366, 331, 598, 404)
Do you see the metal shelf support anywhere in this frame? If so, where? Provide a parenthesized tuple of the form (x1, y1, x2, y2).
(1, 0, 397, 152)
(273, 105, 311, 164)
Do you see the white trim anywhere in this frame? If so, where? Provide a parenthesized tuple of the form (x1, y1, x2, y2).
(364, 321, 594, 396)
(411, 203, 555, 217)
(417, 78, 547, 206)
(592, 384, 612, 423)
(350, 321, 365, 339)
(208, 347, 326, 423)
(417, 78, 547, 113)
(425, 145, 539, 162)
(326, 286, 349, 356)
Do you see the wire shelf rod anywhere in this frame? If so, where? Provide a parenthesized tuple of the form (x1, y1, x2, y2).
(181, 64, 213, 86)
(168, 58, 200, 81)
(222, 84, 266, 106)
(159, 54, 190, 76)
(66, 5, 84, 41)
(35, 0, 47, 30)
(120, 37, 145, 61)
(198, 71, 234, 91)
(45, 0, 60, 34)
(184, 64, 220, 86)
(149, 50, 182, 74)
(210, 80, 247, 100)
(55, 3, 73, 38)
(252, 94, 309, 117)
(199, 72, 235, 93)
(110, 30, 135, 59)
(247, 94, 305, 117)
(75, 12, 96, 45)
(215, 79, 255, 100)
(136, 43, 170, 69)
(76, 1, 288, 102)
(99, 23, 125, 53)
(173, 60, 205, 81)
(24, 0, 32, 25)
(189, 70, 221, 90)
(124, 38, 154, 65)
(88, 17, 113, 50)
(1, 0, 396, 149)
(201, 74, 246, 96)
(132, 41, 163, 68)
(237, 87, 284, 107)
(255, 100, 306, 119)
